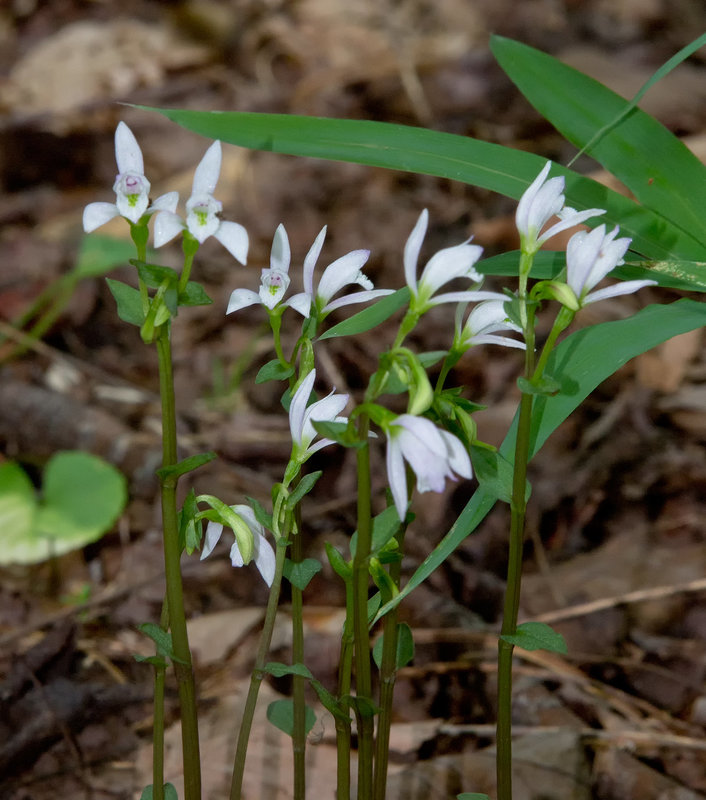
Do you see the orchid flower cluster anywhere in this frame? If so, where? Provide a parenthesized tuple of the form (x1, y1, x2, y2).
(83, 122, 657, 800)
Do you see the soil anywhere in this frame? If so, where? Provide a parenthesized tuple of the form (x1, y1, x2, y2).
(1, 1, 706, 799)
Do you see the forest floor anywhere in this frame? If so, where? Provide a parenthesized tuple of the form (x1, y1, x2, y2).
(1, 1, 706, 798)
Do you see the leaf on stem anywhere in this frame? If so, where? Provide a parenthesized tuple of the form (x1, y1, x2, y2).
(283, 557, 322, 591)
(500, 621, 567, 654)
(267, 699, 316, 738)
(372, 622, 414, 670)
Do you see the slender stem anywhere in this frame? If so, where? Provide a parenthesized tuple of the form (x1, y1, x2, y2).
(335, 581, 355, 800)
(230, 540, 288, 800)
(352, 415, 374, 799)
(152, 599, 170, 800)
(155, 325, 201, 800)
(372, 528, 405, 800)
(496, 282, 572, 800)
(291, 514, 306, 800)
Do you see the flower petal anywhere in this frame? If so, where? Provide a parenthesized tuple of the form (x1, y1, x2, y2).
(583, 279, 657, 305)
(566, 226, 605, 296)
(200, 521, 224, 560)
(285, 292, 313, 318)
(153, 210, 185, 248)
(300, 391, 349, 449)
(114, 121, 144, 175)
(227, 288, 261, 314)
(254, 534, 276, 586)
(83, 202, 119, 233)
(214, 220, 249, 264)
(439, 430, 472, 479)
(186, 195, 222, 242)
(192, 140, 222, 197)
(303, 226, 327, 296)
(150, 191, 179, 213)
(386, 437, 408, 520)
(316, 250, 372, 304)
(322, 289, 394, 314)
(259, 269, 290, 309)
(404, 209, 428, 293)
(270, 224, 291, 273)
(419, 242, 483, 296)
(536, 207, 604, 247)
(289, 369, 317, 446)
(515, 161, 552, 237)
(427, 290, 507, 307)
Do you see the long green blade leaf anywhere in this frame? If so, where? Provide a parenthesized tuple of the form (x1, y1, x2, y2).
(141, 106, 704, 261)
(376, 298, 706, 620)
(490, 35, 706, 250)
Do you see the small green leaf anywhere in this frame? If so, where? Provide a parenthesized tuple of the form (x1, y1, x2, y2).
(135, 261, 179, 288)
(310, 419, 365, 449)
(179, 489, 202, 554)
(133, 654, 168, 668)
(372, 622, 414, 670)
(138, 622, 187, 664)
(0, 462, 37, 564)
(139, 784, 178, 800)
(325, 542, 351, 580)
(266, 699, 316, 738)
(501, 621, 568, 654)
(367, 593, 381, 624)
(256, 359, 295, 384)
(517, 375, 562, 396)
(284, 557, 322, 590)
(246, 496, 274, 530)
(264, 661, 314, 680)
(286, 471, 322, 508)
(457, 793, 491, 800)
(350, 505, 401, 558)
(470, 446, 530, 505)
(179, 280, 213, 306)
(343, 695, 379, 719)
(106, 278, 145, 325)
(156, 451, 217, 481)
(319, 288, 410, 340)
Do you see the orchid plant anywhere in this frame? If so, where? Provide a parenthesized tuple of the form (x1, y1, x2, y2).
(80, 34, 706, 800)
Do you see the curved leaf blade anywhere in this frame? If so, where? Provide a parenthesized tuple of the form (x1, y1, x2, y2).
(490, 35, 706, 250)
(140, 105, 703, 261)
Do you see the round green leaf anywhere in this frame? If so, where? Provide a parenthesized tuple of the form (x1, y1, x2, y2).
(12, 451, 130, 563)
(0, 462, 38, 564)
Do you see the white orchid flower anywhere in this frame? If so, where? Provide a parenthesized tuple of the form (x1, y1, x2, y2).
(455, 299, 525, 351)
(404, 210, 499, 312)
(284, 226, 393, 318)
(385, 414, 472, 520)
(153, 140, 248, 264)
(227, 224, 303, 314)
(565, 224, 656, 308)
(83, 122, 169, 232)
(515, 161, 605, 255)
(289, 369, 349, 463)
(200, 504, 275, 587)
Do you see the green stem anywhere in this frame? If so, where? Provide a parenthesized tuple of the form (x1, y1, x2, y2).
(152, 599, 170, 800)
(496, 284, 572, 800)
(230, 540, 289, 800)
(372, 527, 405, 800)
(335, 581, 355, 800)
(291, 513, 306, 800)
(352, 415, 374, 799)
(155, 325, 201, 800)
